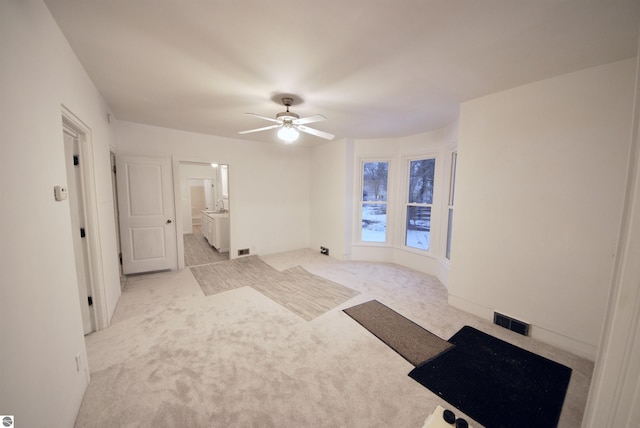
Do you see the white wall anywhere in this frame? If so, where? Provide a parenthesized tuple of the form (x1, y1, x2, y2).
(346, 124, 458, 284)
(114, 121, 311, 258)
(309, 139, 351, 260)
(0, 0, 122, 425)
(449, 59, 636, 359)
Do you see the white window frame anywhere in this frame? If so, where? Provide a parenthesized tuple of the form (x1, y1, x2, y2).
(446, 151, 457, 260)
(402, 154, 437, 253)
(358, 158, 391, 245)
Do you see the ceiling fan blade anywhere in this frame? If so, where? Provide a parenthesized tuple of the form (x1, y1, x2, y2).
(294, 114, 326, 125)
(238, 124, 281, 135)
(297, 125, 335, 140)
(245, 112, 281, 123)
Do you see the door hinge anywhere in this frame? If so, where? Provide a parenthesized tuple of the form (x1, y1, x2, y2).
(73, 155, 80, 166)
(88, 296, 93, 306)
(119, 252, 122, 265)
(80, 228, 86, 238)
(112, 165, 116, 173)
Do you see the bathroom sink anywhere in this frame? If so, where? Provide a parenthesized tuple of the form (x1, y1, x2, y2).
(205, 210, 228, 216)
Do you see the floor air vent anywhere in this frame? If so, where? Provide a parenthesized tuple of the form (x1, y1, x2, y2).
(494, 312, 530, 336)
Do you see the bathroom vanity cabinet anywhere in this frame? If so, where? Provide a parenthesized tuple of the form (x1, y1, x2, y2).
(201, 211, 230, 252)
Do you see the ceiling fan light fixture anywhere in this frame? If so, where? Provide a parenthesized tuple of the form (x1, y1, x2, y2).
(277, 123, 299, 143)
(240, 96, 334, 141)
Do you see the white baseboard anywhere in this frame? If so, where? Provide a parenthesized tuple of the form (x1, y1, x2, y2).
(448, 294, 597, 360)
(530, 325, 597, 361)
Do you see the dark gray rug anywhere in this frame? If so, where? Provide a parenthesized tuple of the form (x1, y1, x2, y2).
(343, 300, 453, 366)
(409, 326, 572, 428)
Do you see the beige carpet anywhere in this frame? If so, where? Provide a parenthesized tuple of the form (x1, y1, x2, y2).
(343, 300, 454, 366)
(191, 256, 359, 321)
(75, 249, 594, 428)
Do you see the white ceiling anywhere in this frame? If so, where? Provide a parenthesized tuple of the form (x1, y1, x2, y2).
(44, 0, 640, 146)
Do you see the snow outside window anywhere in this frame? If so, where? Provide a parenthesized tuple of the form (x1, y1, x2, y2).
(361, 161, 389, 242)
(405, 158, 435, 251)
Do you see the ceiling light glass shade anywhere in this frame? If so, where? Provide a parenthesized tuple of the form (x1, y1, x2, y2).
(278, 125, 299, 143)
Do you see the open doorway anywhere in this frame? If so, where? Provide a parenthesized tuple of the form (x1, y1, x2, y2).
(175, 161, 230, 269)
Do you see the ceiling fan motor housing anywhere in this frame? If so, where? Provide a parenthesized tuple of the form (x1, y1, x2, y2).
(277, 98, 298, 122)
(276, 111, 299, 122)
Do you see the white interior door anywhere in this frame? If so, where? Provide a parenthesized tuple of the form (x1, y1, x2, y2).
(117, 156, 177, 274)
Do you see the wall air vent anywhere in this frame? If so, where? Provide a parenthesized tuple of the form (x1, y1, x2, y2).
(494, 312, 530, 336)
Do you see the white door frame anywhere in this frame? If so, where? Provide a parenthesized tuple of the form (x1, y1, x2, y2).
(62, 105, 108, 330)
(582, 46, 640, 427)
(110, 150, 124, 281)
(63, 127, 94, 333)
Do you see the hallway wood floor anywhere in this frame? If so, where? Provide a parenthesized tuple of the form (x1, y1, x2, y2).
(183, 225, 228, 267)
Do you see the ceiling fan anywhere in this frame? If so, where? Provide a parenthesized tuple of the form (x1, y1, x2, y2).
(239, 97, 335, 143)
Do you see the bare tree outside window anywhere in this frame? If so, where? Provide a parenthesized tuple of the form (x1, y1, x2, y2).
(361, 161, 388, 242)
(363, 162, 388, 201)
(405, 158, 435, 250)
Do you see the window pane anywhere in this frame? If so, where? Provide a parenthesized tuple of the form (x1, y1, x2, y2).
(362, 203, 386, 242)
(408, 159, 435, 204)
(449, 153, 457, 206)
(446, 208, 453, 259)
(363, 162, 388, 202)
(405, 206, 431, 250)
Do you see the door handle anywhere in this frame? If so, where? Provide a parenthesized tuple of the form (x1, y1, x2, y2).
(166, 219, 172, 224)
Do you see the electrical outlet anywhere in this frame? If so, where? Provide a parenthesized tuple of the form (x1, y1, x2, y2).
(320, 246, 329, 256)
